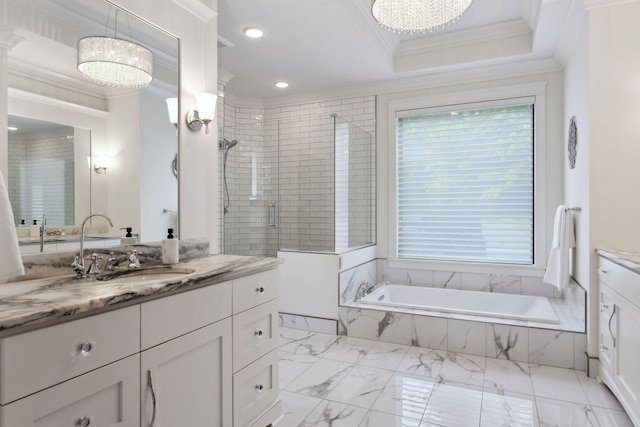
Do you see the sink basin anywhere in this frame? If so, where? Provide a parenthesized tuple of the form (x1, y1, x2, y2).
(97, 267, 196, 284)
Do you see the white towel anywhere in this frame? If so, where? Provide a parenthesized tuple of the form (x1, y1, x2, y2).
(543, 205, 575, 290)
(0, 173, 24, 283)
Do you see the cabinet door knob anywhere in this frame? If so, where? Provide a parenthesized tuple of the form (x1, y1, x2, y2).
(255, 330, 263, 337)
(598, 268, 607, 275)
(600, 303, 609, 312)
(256, 287, 265, 294)
(600, 344, 608, 351)
(77, 417, 91, 427)
(255, 384, 264, 391)
(79, 341, 94, 356)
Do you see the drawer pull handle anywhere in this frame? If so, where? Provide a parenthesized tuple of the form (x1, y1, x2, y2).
(598, 268, 607, 275)
(255, 384, 264, 391)
(77, 417, 91, 427)
(600, 344, 608, 351)
(147, 370, 157, 427)
(79, 341, 94, 356)
(255, 330, 263, 337)
(600, 303, 609, 312)
(256, 287, 265, 294)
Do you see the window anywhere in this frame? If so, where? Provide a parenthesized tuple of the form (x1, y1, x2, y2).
(396, 101, 534, 265)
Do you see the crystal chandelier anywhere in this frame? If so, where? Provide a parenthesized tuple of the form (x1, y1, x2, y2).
(77, 9, 153, 88)
(371, 0, 474, 34)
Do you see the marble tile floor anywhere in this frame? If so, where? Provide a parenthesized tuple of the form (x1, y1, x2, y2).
(274, 327, 633, 427)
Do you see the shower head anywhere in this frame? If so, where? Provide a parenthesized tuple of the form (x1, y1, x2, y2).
(220, 138, 238, 150)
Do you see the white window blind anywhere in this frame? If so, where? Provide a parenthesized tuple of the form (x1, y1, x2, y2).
(396, 103, 534, 264)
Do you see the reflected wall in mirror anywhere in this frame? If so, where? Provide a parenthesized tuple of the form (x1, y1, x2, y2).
(3, 0, 179, 252)
(7, 115, 91, 227)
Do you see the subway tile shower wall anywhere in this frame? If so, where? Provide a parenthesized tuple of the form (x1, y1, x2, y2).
(219, 94, 376, 256)
(8, 130, 75, 226)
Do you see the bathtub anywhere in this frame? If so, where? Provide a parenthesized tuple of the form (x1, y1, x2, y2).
(360, 284, 559, 324)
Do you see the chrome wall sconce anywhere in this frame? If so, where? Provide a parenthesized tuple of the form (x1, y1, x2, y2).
(186, 93, 217, 134)
(165, 97, 178, 128)
(94, 157, 110, 174)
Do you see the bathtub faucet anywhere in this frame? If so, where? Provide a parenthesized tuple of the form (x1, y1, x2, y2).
(356, 281, 376, 300)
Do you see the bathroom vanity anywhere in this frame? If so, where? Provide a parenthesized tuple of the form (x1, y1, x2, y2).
(0, 249, 281, 427)
(596, 249, 640, 427)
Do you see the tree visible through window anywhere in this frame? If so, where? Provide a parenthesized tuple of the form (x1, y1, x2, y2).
(396, 103, 534, 264)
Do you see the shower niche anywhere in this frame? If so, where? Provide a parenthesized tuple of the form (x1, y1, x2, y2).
(219, 114, 375, 258)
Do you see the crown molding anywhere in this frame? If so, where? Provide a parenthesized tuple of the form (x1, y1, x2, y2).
(170, 0, 217, 23)
(583, 0, 638, 10)
(8, 87, 109, 118)
(554, 0, 588, 66)
(0, 25, 25, 50)
(396, 19, 531, 57)
(217, 68, 235, 87)
(352, 0, 397, 57)
(259, 57, 562, 108)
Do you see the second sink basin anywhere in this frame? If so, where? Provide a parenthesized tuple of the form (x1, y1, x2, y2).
(97, 266, 195, 284)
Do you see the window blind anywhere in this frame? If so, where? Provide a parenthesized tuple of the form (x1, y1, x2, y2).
(396, 104, 534, 264)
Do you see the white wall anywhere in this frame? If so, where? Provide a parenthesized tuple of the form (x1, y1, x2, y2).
(587, 0, 640, 356)
(564, 7, 592, 352)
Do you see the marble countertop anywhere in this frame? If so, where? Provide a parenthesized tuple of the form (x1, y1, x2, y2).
(0, 254, 282, 336)
(596, 248, 640, 274)
(18, 233, 121, 245)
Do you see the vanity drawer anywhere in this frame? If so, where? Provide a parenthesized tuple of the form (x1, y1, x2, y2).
(141, 281, 232, 350)
(0, 305, 139, 405)
(233, 349, 279, 427)
(233, 269, 278, 314)
(599, 258, 640, 307)
(0, 354, 139, 427)
(233, 299, 278, 372)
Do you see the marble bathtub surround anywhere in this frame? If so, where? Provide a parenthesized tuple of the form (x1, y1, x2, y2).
(0, 248, 281, 333)
(276, 327, 632, 427)
(339, 306, 586, 370)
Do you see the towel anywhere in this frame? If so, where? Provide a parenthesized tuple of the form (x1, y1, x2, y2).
(543, 205, 575, 290)
(0, 173, 24, 283)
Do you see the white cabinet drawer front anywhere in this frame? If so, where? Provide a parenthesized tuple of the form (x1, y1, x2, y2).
(141, 281, 232, 350)
(233, 269, 278, 314)
(233, 300, 278, 372)
(0, 306, 139, 404)
(0, 354, 140, 427)
(233, 349, 279, 427)
(598, 258, 640, 306)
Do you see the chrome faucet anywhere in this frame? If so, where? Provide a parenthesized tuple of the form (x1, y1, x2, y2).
(39, 213, 47, 252)
(72, 214, 114, 278)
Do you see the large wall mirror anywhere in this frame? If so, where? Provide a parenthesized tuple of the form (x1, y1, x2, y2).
(4, 0, 179, 252)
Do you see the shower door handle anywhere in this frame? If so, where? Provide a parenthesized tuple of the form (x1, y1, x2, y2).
(268, 203, 278, 228)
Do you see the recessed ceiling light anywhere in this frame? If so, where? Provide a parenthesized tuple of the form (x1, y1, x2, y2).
(275, 81, 289, 89)
(243, 28, 264, 39)
(8, 126, 17, 131)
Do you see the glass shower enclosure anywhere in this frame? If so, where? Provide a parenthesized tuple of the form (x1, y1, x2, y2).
(219, 114, 375, 257)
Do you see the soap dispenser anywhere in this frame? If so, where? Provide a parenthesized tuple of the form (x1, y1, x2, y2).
(30, 219, 40, 238)
(162, 228, 179, 265)
(120, 227, 137, 245)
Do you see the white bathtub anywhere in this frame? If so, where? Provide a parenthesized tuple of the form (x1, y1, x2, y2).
(360, 284, 559, 324)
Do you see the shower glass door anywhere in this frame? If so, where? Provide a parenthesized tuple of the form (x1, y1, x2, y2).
(220, 120, 279, 257)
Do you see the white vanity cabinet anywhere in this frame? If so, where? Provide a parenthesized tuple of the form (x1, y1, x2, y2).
(0, 306, 141, 426)
(598, 256, 640, 426)
(0, 265, 281, 427)
(232, 269, 281, 427)
(140, 282, 233, 427)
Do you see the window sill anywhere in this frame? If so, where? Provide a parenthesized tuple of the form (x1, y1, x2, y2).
(388, 258, 546, 277)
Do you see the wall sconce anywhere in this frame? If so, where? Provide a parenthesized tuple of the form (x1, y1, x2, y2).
(93, 157, 111, 175)
(186, 93, 217, 134)
(166, 98, 178, 128)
